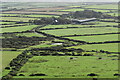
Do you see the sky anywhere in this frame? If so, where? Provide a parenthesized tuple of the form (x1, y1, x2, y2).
(1, 0, 119, 2)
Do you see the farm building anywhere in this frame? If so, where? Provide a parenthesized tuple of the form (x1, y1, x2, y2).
(71, 18, 98, 24)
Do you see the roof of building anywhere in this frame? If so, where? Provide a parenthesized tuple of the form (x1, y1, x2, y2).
(71, 18, 97, 22)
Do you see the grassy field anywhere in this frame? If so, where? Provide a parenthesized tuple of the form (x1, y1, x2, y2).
(41, 21, 118, 29)
(106, 12, 118, 16)
(58, 8, 84, 12)
(0, 22, 15, 24)
(15, 56, 118, 78)
(92, 21, 118, 26)
(41, 24, 89, 29)
(2, 11, 69, 15)
(59, 8, 112, 13)
(42, 27, 119, 36)
(1, 50, 23, 77)
(65, 34, 119, 42)
(0, 14, 21, 16)
(89, 9, 114, 13)
(1, 23, 28, 28)
(68, 43, 119, 52)
(1, 25, 38, 33)
(85, 4, 118, 9)
(1, 51, 22, 70)
(15, 32, 45, 37)
(0, 14, 59, 18)
(28, 7, 67, 11)
(1, 17, 38, 22)
(24, 14, 59, 18)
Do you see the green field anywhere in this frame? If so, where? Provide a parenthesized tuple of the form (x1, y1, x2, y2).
(65, 34, 119, 42)
(1, 23, 28, 28)
(0, 22, 15, 24)
(1, 17, 38, 22)
(42, 27, 119, 36)
(0, 14, 59, 18)
(41, 24, 89, 29)
(58, 8, 84, 12)
(15, 56, 118, 78)
(68, 43, 119, 52)
(41, 21, 118, 29)
(97, 22, 118, 26)
(25, 14, 59, 17)
(85, 4, 118, 9)
(90, 9, 117, 13)
(1, 25, 38, 33)
(58, 8, 115, 13)
(16, 32, 45, 37)
(0, 14, 21, 16)
(2, 51, 22, 70)
(106, 12, 118, 16)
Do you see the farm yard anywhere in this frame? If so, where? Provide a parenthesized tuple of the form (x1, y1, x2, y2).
(1, 2, 119, 80)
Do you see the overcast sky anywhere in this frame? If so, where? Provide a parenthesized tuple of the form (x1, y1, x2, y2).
(1, 0, 119, 2)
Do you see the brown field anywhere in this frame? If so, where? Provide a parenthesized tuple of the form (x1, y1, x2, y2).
(2, 11, 68, 15)
(27, 7, 69, 11)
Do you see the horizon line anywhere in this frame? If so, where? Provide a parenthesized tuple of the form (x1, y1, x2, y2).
(1, 1, 119, 2)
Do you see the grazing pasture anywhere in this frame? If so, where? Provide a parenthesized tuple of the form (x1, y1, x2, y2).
(41, 25, 88, 29)
(15, 32, 45, 37)
(2, 51, 22, 70)
(1, 17, 38, 22)
(41, 22, 118, 29)
(24, 14, 59, 18)
(59, 8, 113, 13)
(0, 13, 59, 18)
(0, 14, 21, 16)
(106, 12, 118, 16)
(58, 8, 84, 12)
(1, 23, 28, 28)
(88, 9, 114, 13)
(2, 11, 69, 15)
(1, 25, 38, 33)
(27, 7, 68, 11)
(68, 43, 119, 52)
(65, 34, 119, 42)
(42, 27, 119, 36)
(0, 22, 15, 25)
(84, 4, 118, 9)
(16, 56, 118, 78)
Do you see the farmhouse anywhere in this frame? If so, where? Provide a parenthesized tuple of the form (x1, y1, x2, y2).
(71, 18, 98, 24)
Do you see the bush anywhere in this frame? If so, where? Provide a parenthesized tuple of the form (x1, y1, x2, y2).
(5, 67, 10, 70)
(83, 54, 93, 56)
(87, 73, 98, 76)
(19, 74, 25, 76)
(29, 73, 47, 76)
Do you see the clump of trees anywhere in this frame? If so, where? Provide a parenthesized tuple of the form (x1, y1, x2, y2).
(29, 17, 72, 25)
(2, 36, 54, 49)
(60, 10, 112, 19)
